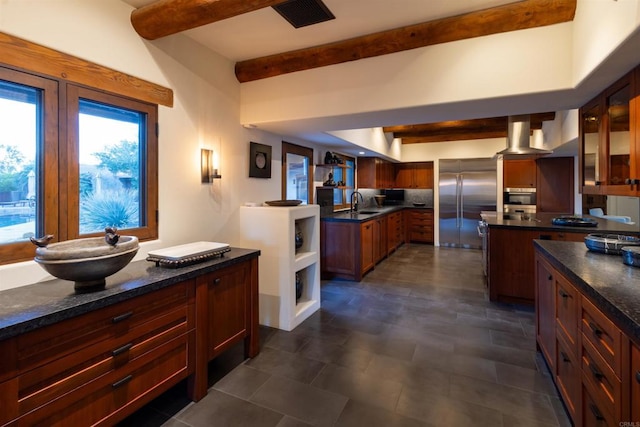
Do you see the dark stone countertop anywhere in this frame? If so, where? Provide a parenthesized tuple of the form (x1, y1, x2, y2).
(484, 212, 640, 234)
(321, 205, 433, 223)
(534, 240, 640, 344)
(0, 247, 259, 341)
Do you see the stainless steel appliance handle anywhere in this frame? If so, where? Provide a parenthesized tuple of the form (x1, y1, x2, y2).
(459, 173, 464, 224)
(456, 174, 461, 228)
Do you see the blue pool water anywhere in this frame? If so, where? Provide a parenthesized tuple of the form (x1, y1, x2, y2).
(0, 215, 32, 228)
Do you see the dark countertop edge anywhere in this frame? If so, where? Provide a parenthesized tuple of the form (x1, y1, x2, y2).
(485, 215, 640, 234)
(534, 240, 640, 344)
(0, 248, 260, 341)
(321, 205, 433, 222)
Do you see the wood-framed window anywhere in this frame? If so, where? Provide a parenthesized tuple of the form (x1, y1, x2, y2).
(0, 32, 168, 265)
(282, 141, 313, 204)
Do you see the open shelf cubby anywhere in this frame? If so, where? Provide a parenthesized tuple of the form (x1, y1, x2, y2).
(238, 205, 320, 331)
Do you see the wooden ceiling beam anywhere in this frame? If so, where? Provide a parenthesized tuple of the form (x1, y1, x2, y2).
(235, 0, 576, 82)
(383, 112, 556, 143)
(131, 0, 286, 40)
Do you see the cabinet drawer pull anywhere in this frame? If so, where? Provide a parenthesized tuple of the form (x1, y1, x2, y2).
(589, 403, 605, 421)
(588, 321, 603, 337)
(213, 278, 221, 285)
(636, 371, 640, 384)
(112, 343, 133, 357)
(112, 311, 133, 323)
(547, 274, 553, 281)
(589, 362, 604, 382)
(560, 351, 571, 363)
(558, 289, 570, 299)
(112, 374, 133, 388)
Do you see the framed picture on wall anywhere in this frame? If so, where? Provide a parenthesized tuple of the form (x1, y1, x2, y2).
(249, 141, 272, 178)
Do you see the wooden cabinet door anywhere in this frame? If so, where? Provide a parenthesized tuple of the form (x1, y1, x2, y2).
(360, 221, 374, 274)
(488, 227, 539, 304)
(207, 263, 250, 359)
(413, 162, 433, 189)
(504, 159, 536, 188)
(537, 157, 574, 214)
(632, 343, 640, 422)
(395, 164, 413, 188)
(357, 157, 376, 188)
(373, 216, 387, 264)
(535, 254, 556, 373)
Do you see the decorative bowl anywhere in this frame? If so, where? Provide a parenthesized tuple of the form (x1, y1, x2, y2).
(374, 195, 386, 207)
(33, 234, 139, 291)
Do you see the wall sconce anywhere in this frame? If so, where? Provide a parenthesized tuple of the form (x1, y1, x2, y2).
(201, 148, 221, 183)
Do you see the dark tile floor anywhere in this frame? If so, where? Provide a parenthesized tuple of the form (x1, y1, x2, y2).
(120, 244, 571, 427)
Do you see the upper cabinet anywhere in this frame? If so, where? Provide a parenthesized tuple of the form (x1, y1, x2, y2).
(580, 66, 639, 196)
(395, 162, 433, 189)
(357, 157, 394, 189)
(357, 158, 433, 189)
(503, 159, 537, 188)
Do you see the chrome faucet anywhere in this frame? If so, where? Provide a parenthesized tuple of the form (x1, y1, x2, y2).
(350, 191, 363, 212)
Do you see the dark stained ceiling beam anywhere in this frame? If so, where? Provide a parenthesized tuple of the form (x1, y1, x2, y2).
(384, 112, 556, 143)
(235, 0, 576, 82)
(131, 0, 286, 40)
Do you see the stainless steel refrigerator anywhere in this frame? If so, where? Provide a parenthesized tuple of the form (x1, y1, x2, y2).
(439, 158, 496, 248)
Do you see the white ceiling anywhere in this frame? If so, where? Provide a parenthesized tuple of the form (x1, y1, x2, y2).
(122, 0, 640, 154)
(123, 0, 517, 61)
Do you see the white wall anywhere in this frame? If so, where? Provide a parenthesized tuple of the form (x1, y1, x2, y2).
(0, 0, 320, 290)
(240, 23, 574, 130)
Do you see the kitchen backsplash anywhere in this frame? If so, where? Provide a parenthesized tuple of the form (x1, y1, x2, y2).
(359, 189, 434, 208)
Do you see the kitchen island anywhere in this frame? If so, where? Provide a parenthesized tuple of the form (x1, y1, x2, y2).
(0, 248, 260, 425)
(485, 212, 639, 304)
(534, 240, 640, 424)
(321, 205, 433, 281)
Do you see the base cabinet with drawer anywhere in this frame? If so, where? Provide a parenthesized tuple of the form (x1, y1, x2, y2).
(0, 254, 260, 426)
(0, 281, 195, 427)
(535, 249, 636, 425)
(405, 209, 433, 243)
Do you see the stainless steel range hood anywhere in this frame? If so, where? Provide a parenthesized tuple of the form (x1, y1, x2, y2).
(495, 115, 552, 159)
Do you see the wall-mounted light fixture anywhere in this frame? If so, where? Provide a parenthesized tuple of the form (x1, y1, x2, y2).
(201, 148, 221, 183)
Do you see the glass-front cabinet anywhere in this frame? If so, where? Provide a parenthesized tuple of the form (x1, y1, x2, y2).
(580, 69, 638, 196)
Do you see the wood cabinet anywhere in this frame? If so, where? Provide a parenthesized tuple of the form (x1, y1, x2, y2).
(535, 255, 556, 373)
(357, 157, 394, 189)
(504, 159, 537, 188)
(357, 158, 433, 189)
(579, 66, 639, 196)
(0, 254, 261, 425)
(321, 211, 399, 281)
(1, 281, 195, 426)
(373, 215, 387, 264)
(405, 209, 433, 243)
(386, 211, 404, 255)
(535, 248, 636, 426)
(632, 343, 640, 422)
(361, 220, 375, 274)
(536, 157, 574, 214)
(489, 227, 589, 304)
(395, 162, 433, 189)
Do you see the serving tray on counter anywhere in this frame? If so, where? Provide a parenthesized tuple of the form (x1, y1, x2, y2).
(147, 241, 230, 268)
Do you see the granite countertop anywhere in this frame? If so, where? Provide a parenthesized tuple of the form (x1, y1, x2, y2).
(322, 204, 433, 223)
(535, 240, 640, 344)
(0, 247, 259, 341)
(484, 212, 640, 234)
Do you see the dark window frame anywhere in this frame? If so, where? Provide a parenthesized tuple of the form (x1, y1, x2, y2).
(0, 65, 159, 265)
